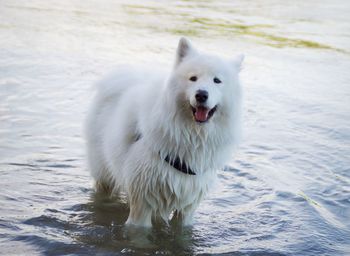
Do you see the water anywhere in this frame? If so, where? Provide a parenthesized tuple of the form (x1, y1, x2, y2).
(1, 0, 350, 255)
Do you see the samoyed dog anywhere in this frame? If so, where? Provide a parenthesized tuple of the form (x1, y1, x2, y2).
(86, 38, 243, 227)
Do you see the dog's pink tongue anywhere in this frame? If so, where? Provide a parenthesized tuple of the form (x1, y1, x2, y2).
(195, 107, 209, 122)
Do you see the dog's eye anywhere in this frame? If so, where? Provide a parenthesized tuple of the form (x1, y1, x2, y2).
(189, 76, 197, 82)
(213, 77, 221, 84)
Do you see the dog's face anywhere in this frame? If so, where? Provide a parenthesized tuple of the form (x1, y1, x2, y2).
(169, 38, 243, 125)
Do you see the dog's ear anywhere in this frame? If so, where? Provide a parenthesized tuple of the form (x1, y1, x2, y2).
(231, 54, 245, 72)
(175, 37, 197, 66)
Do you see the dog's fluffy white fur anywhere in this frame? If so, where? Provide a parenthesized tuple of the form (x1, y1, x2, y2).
(85, 38, 243, 227)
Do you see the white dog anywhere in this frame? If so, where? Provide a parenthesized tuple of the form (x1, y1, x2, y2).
(85, 38, 243, 227)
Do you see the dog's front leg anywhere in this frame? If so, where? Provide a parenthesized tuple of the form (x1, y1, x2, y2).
(172, 207, 196, 226)
(126, 198, 152, 227)
(181, 209, 195, 226)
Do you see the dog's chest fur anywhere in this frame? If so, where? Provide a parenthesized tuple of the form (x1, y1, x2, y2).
(140, 157, 215, 222)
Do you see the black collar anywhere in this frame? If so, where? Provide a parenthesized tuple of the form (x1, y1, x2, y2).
(162, 153, 196, 175)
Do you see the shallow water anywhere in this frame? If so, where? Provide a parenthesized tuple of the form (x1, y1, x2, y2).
(1, 0, 350, 255)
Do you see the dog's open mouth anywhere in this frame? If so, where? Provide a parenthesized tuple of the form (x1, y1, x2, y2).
(191, 105, 217, 123)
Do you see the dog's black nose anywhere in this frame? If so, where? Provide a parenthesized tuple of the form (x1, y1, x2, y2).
(195, 90, 208, 103)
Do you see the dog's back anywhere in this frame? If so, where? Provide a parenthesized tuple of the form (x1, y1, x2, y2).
(85, 65, 166, 192)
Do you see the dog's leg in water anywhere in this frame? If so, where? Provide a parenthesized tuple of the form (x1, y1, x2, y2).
(180, 209, 197, 226)
(172, 207, 196, 226)
(126, 199, 152, 227)
(182, 211, 195, 226)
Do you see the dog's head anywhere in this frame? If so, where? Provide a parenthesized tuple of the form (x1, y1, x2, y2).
(168, 37, 243, 125)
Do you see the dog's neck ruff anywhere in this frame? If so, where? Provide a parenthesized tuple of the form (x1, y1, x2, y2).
(162, 153, 196, 175)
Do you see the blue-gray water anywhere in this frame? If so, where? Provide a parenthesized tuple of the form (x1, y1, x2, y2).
(0, 0, 350, 255)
